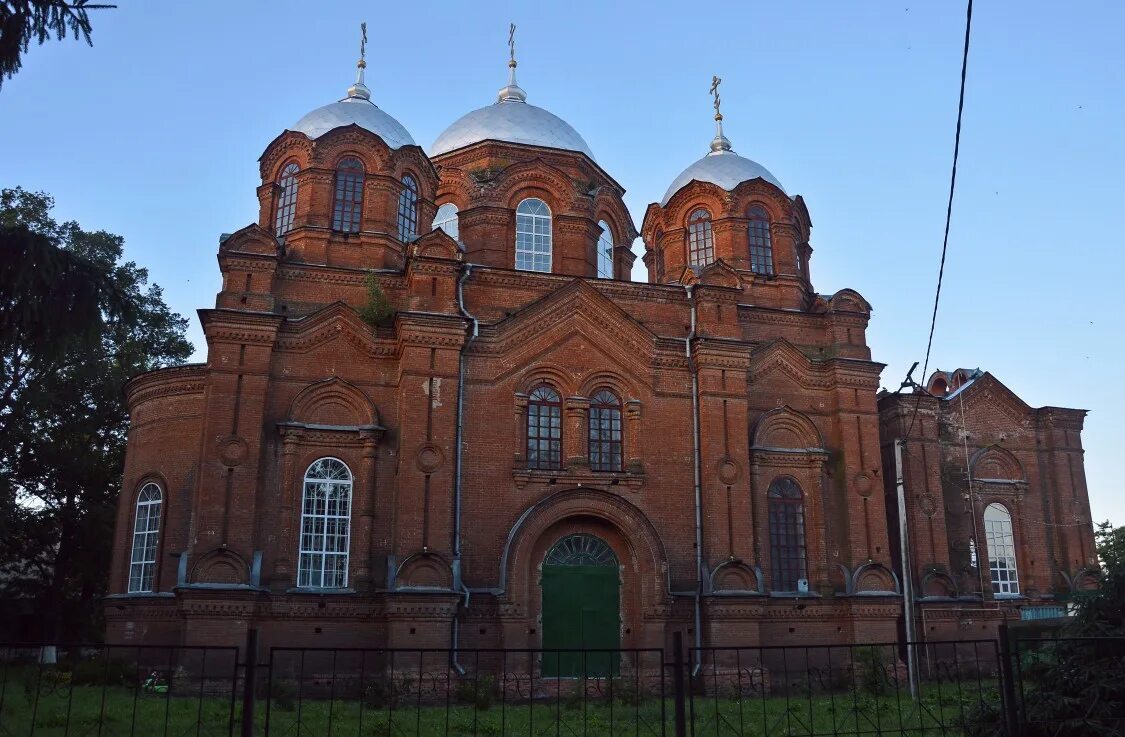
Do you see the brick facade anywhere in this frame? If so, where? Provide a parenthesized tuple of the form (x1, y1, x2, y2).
(104, 78, 1094, 654)
(878, 370, 1097, 640)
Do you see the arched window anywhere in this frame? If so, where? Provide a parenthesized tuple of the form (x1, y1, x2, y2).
(654, 228, 665, 281)
(748, 206, 773, 275)
(128, 483, 162, 593)
(687, 209, 714, 268)
(984, 503, 1019, 596)
(515, 198, 552, 272)
(432, 202, 459, 241)
(768, 477, 807, 591)
(527, 385, 562, 470)
(274, 162, 299, 237)
(588, 389, 623, 472)
(545, 534, 617, 566)
(298, 458, 353, 589)
(597, 220, 614, 279)
(332, 157, 365, 233)
(398, 174, 419, 242)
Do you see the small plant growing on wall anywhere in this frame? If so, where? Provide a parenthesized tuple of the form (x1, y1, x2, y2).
(359, 272, 394, 328)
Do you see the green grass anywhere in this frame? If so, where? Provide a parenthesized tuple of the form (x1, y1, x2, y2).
(0, 682, 999, 736)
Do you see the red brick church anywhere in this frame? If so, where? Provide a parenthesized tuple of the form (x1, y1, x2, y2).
(106, 37, 1097, 655)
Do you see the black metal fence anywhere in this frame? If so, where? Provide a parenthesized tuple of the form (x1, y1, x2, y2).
(2, 633, 1122, 736)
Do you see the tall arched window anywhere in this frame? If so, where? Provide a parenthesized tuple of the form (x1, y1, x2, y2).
(747, 206, 773, 275)
(654, 228, 665, 281)
(128, 483, 162, 593)
(588, 389, 623, 472)
(526, 385, 562, 470)
(298, 458, 353, 589)
(398, 175, 419, 242)
(768, 477, 807, 591)
(274, 162, 299, 237)
(432, 202, 459, 241)
(332, 157, 364, 233)
(687, 209, 714, 268)
(984, 503, 1020, 596)
(597, 220, 614, 279)
(515, 198, 552, 272)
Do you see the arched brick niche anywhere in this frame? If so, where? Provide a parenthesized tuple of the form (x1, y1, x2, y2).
(498, 488, 670, 647)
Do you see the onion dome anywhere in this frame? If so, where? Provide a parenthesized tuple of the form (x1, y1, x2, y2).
(661, 78, 784, 205)
(288, 25, 416, 149)
(430, 25, 595, 160)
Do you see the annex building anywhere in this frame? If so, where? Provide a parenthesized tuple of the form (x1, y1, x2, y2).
(106, 37, 1098, 660)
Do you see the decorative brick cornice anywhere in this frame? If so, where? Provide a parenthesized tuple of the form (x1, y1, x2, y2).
(124, 364, 208, 408)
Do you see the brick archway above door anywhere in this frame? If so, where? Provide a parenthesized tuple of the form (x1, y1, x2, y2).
(497, 487, 670, 609)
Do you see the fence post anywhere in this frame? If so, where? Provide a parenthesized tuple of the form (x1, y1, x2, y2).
(241, 628, 259, 737)
(672, 631, 687, 737)
(997, 623, 1019, 735)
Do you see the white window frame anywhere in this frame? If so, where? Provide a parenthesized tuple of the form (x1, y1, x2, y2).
(128, 483, 162, 593)
(297, 458, 353, 589)
(984, 503, 1020, 597)
(597, 219, 614, 279)
(398, 175, 419, 242)
(432, 202, 460, 242)
(515, 198, 552, 272)
(274, 162, 299, 237)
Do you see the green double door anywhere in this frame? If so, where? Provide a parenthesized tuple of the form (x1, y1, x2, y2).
(541, 562, 620, 677)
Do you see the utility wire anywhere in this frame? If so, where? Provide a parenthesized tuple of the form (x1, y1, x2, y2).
(904, 0, 974, 441)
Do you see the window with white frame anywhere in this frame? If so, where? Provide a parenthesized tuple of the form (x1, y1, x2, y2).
(747, 206, 774, 275)
(298, 458, 353, 589)
(274, 162, 299, 237)
(984, 503, 1019, 596)
(432, 202, 459, 241)
(597, 219, 614, 279)
(398, 175, 419, 242)
(515, 198, 552, 272)
(128, 483, 162, 593)
(332, 157, 365, 233)
(687, 209, 714, 268)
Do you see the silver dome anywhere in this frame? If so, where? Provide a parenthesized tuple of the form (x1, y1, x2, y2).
(431, 100, 595, 160)
(289, 96, 416, 149)
(661, 149, 785, 206)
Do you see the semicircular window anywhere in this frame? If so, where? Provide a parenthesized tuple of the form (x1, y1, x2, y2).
(545, 534, 617, 567)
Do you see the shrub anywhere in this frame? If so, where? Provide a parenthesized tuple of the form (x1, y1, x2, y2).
(454, 675, 497, 711)
(358, 273, 394, 327)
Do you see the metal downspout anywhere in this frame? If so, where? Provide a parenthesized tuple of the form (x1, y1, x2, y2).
(451, 262, 478, 675)
(685, 284, 704, 676)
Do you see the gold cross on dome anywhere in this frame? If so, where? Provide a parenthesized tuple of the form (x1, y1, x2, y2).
(710, 75, 722, 120)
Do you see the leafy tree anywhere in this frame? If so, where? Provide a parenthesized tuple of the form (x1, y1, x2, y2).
(0, 1, 115, 90)
(0, 187, 192, 641)
(965, 522, 1125, 736)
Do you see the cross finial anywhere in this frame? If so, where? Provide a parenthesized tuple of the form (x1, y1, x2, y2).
(708, 75, 732, 153)
(347, 21, 371, 100)
(497, 21, 526, 103)
(710, 75, 722, 121)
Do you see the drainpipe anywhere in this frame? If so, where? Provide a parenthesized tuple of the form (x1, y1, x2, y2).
(684, 284, 704, 676)
(451, 262, 478, 675)
(894, 439, 919, 699)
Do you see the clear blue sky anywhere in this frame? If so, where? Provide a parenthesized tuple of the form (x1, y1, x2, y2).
(2, 1, 1121, 525)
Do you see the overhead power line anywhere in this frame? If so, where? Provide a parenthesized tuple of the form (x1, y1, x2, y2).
(904, 0, 974, 440)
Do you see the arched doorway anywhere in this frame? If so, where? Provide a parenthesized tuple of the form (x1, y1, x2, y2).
(541, 533, 620, 677)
